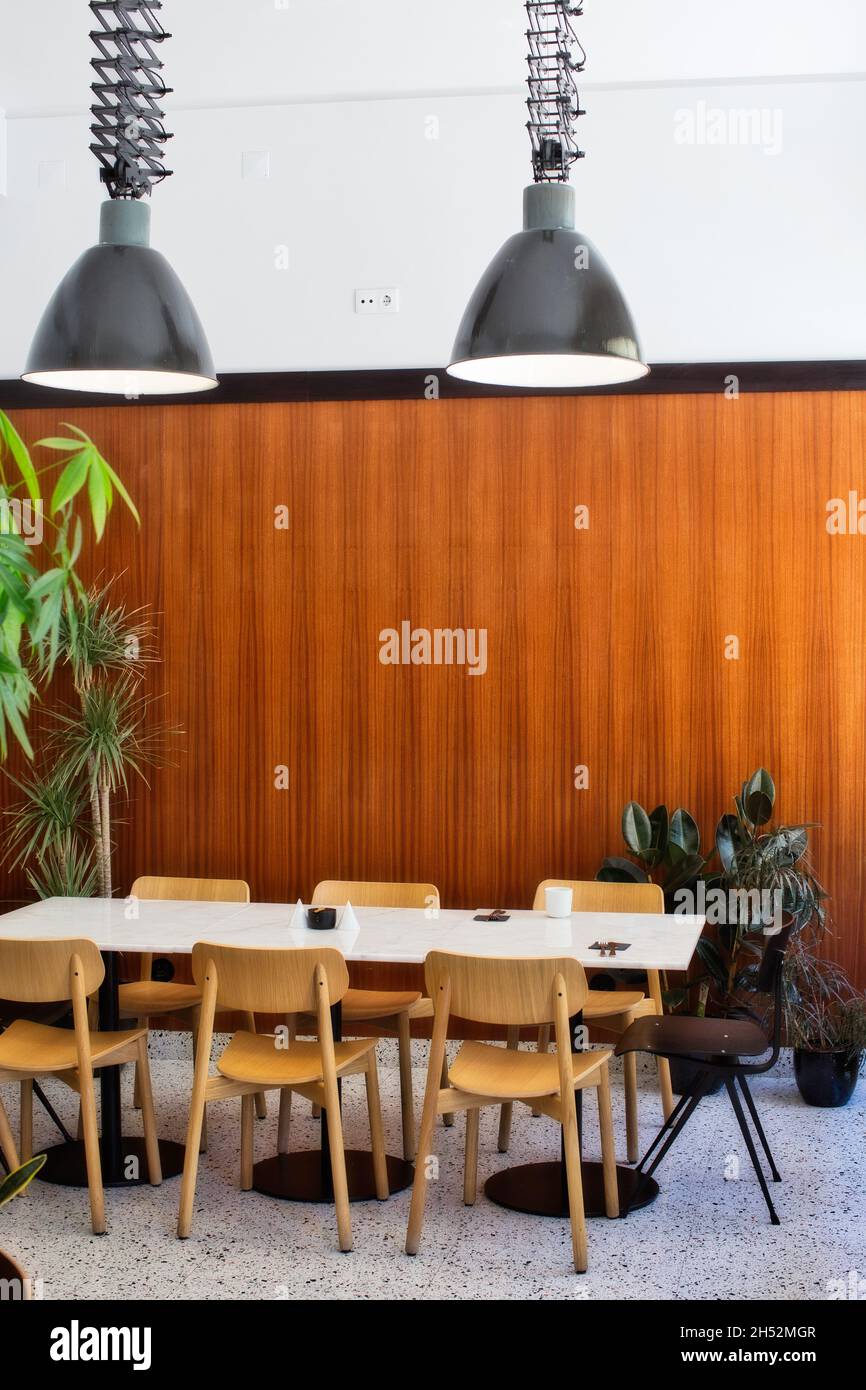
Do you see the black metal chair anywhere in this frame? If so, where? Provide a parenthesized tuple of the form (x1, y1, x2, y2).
(615, 921, 793, 1224)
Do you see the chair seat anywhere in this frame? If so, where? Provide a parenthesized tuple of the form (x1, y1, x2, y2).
(616, 1013, 769, 1061)
(0, 1018, 145, 1074)
(449, 1039, 611, 1100)
(341, 987, 423, 1022)
(217, 1030, 376, 1087)
(584, 989, 645, 1021)
(119, 980, 203, 1017)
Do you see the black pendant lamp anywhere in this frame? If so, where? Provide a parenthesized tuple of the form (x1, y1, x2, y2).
(23, 2, 216, 396)
(448, 1, 647, 389)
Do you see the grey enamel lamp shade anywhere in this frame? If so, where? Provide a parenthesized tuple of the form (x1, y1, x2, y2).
(23, 201, 217, 395)
(447, 184, 647, 389)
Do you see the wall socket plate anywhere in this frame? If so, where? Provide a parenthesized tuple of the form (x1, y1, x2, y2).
(354, 287, 400, 315)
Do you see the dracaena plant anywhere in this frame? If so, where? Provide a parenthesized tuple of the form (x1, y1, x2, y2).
(4, 582, 176, 900)
(0, 409, 139, 758)
(598, 769, 826, 1015)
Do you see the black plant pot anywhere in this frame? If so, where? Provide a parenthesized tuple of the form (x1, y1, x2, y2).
(669, 1054, 726, 1096)
(793, 1047, 862, 1107)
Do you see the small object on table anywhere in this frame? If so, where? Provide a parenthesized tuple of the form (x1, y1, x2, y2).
(307, 907, 337, 930)
(589, 941, 631, 956)
(474, 909, 511, 922)
(544, 885, 573, 918)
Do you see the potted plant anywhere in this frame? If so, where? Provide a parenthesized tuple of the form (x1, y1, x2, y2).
(599, 770, 826, 1093)
(0, 1153, 46, 1298)
(783, 935, 866, 1106)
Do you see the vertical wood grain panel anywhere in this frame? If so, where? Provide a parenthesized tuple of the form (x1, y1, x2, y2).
(2, 391, 864, 994)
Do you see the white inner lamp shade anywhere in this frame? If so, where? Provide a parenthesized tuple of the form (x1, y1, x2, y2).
(21, 369, 218, 395)
(447, 354, 649, 389)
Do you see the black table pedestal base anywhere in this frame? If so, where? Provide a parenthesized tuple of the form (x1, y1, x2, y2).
(253, 1150, 413, 1203)
(484, 1160, 658, 1218)
(38, 1137, 185, 1188)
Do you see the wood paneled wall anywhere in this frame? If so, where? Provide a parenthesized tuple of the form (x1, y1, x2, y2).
(4, 392, 866, 994)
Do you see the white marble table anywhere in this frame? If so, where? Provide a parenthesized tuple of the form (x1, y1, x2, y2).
(0, 896, 705, 1215)
(0, 896, 704, 972)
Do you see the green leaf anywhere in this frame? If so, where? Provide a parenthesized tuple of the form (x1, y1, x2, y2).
(743, 768, 775, 827)
(644, 804, 669, 866)
(622, 801, 652, 855)
(99, 457, 140, 526)
(668, 808, 701, 861)
(87, 459, 108, 541)
(716, 813, 746, 874)
(50, 450, 91, 513)
(0, 683, 34, 759)
(596, 856, 650, 885)
(696, 936, 728, 991)
(34, 437, 84, 451)
(0, 1153, 47, 1208)
(0, 411, 40, 502)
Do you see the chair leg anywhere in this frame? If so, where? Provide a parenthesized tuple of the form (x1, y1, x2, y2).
(364, 1052, 390, 1200)
(406, 1003, 449, 1256)
(561, 1089, 588, 1273)
(657, 1056, 674, 1122)
(627, 1069, 710, 1214)
(191, 1006, 207, 1153)
(623, 1050, 639, 1163)
(725, 1079, 780, 1224)
(132, 1017, 147, 1110)
(19, 1079, 33, 1161)
(277, 1015, 296, 1154)
(240, 1094, 254, 1191)
(134, 1039, 162, 1185)
(497, 1026, 520, 1153)
(78, 1063, 106, 1235)
(323, 1090, 352, 1252)
(463, 1107, 479, 1205)
(177, 1090, 207, 1239)
(738, 1075, 781, 1181)
(0, 1092, 20, 1169)
(396, 1011, 416, 1161)
(596, 1062, 619, 1218)
(532, 1025, 550, 1117)
(244, 1013, 267, 1120)
(440, 1048, 453, 1126)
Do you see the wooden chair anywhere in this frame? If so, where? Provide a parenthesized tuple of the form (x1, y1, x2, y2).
(177, 941, 389, 1251)
(119, 875, 266, 1151)
(405, 951, 618, 1273)
(498, 880, 674, 1162)
(286, 880, 448, 1162)
(0, 937, 161, 1233)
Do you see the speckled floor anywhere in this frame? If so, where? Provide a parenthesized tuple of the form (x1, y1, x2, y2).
(2, 1036, 863, 1301)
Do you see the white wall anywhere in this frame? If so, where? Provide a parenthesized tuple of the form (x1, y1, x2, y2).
(1, 1, 864, 376)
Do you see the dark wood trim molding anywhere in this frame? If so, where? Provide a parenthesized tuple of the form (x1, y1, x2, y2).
(2, 360, 865, 410)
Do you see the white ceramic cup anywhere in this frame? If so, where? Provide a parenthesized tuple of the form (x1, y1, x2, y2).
(544, 885, 573, 919)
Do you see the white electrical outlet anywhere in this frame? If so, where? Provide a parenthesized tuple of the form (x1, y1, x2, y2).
(354, 287, 400, 315)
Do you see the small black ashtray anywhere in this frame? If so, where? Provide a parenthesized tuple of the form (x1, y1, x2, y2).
(307, 907, 337, 931)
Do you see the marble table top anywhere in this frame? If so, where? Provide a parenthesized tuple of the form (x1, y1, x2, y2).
(0, 897, 705, 972)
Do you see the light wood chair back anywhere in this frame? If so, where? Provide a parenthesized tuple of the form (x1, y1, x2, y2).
(0, 937, 104, 1003)
(131, 876, 250, 903)
(312, 880, 439, 910)
(425, 951, 587, 1028)
(533, 879, 664, 914)
(191, 942, 349, 1016)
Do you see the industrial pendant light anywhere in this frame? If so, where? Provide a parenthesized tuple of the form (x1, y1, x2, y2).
(23, 1, 216, 396)
(448, 1, 647, 389)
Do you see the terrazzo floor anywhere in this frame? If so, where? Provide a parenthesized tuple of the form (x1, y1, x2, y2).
(2, 1036, 864, 1301)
